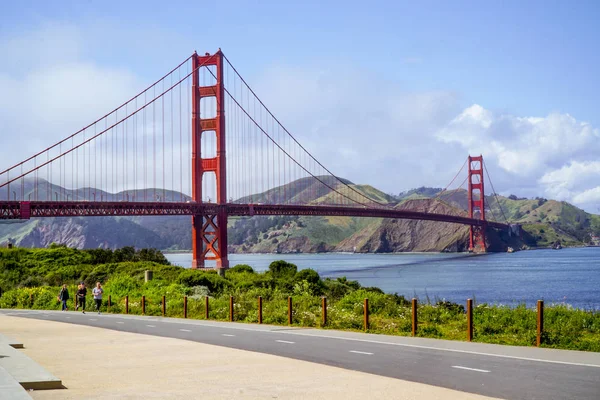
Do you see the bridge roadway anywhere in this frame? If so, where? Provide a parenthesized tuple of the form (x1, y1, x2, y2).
(1, 309, 597, 399)
(0, 201, 508, 229)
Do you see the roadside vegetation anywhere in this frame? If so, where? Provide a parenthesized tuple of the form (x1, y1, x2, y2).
(1, 246, 599, 352)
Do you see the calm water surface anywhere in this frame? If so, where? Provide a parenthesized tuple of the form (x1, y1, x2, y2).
(166, 247, 600, 309)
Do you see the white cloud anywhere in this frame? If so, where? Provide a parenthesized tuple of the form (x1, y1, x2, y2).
(438, 105, 600, 177)
(437, 105, 600, 210)
(539, 161, 600, 207)
(0, 24, 140, 172)
(572, 187, 600, 205)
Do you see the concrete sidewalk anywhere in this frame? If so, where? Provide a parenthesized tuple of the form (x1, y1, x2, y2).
(0, 315, 501, 400)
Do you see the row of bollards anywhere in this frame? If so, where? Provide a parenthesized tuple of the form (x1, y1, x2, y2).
(73, 293, 546, 347)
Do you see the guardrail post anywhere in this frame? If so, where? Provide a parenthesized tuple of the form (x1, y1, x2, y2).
(125, 295, 129, 314)
(108, 295, 112, 312)
(205, 296, 209, 319)
(412, 298, 418, 336)
(142, 295, 146, 315)
(162, 295, 166, 317)
(322, 297, 327, 326)
(229, 296, 234, 322)
(288, 296, 293, 325)
(467, 298, 473, 342)
(258, 296, 263, 324)
(537, 300, 544, 347)
(184, 296, 188, 319)
(364, 298, 369, 331)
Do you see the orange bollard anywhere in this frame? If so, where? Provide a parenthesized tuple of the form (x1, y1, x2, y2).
(537, 300, 544, 347)
(412, 298, 418, 337)
(467, 299, 473, 342)
(364, 298, 369, 331)
(205, 296, 209, 319)
(322, 297, 327, 326)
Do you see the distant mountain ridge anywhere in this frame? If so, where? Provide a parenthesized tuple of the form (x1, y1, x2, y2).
(2, 177, 598, 252)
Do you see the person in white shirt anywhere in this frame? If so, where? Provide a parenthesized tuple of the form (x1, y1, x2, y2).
(92, 282, 104, 315)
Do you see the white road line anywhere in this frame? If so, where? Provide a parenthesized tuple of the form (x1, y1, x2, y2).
(89, 319, 98, 321)
(276, 340, 295, 344)
(65, 317, 71, 319)
(205, 327, 600, 369)
(146, 325, 156, 328)
(452, 365, 490, 373)
(180, 329, 192, 332)
(222, 334, 235, 337)
(349, 350, 373, 355)
(116, 321, 124, 324)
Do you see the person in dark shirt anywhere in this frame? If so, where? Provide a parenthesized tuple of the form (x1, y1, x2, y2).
(58, 284, 69, 311)
(76, 282, 87, 314)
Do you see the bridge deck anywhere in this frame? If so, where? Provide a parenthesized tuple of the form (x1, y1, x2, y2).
(0, 201, 508, 229)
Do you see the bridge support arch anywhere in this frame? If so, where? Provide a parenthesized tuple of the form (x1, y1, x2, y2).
(468, 155, 486, 252)
(191, 50, 229, 272)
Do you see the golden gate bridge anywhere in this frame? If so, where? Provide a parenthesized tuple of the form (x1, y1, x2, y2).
(0, 49, 510, 272)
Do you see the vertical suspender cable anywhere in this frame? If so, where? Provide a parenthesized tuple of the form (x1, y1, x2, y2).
(179, 67, 183, 201)
(153, 86, 156, 201)
(162, 79, 165, 201)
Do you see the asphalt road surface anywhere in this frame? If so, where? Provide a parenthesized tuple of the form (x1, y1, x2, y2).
(2, 309, 599, 400)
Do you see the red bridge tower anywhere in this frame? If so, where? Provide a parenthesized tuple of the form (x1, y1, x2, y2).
(468, 155, 486, 252)
(191, 50, 229, 272)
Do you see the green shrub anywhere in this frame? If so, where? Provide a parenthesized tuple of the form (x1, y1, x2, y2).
(176, 270, 231, 294)
(268, 260, 297, 278)
(230, 264, 254, 274)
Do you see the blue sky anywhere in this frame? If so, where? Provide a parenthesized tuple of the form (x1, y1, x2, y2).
(1, 1, 600, 210)
(3, 0, 599, 124)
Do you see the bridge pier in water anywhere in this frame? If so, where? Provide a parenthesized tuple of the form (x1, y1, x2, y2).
(191, 50, 229, 273)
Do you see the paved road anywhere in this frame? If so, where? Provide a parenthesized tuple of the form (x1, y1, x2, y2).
(2, 309, 599, 400)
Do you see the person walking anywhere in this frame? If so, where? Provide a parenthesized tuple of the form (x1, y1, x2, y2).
(76, 282, 87, 314)
(58, 284, 69, 311)
(75, 283, 81, 310)
(93, 282, 104, 314)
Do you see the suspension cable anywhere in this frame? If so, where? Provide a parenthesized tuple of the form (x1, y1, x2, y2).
(1, 57, 213, 189)
(221, 53, 388, 207)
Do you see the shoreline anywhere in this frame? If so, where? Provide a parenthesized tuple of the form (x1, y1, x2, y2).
(162, 245, 600, 255)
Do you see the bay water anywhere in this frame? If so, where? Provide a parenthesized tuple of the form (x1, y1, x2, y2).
(165, 247, 600, 309)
